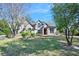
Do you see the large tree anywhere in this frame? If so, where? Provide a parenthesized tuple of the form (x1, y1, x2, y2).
(0, 3, 29, 37)
(0, 3, 30, 37)
(52, 3, 79, 46)
(6, 3, 24, 37)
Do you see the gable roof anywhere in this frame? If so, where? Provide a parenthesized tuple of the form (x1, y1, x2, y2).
(36, 20, 55, 27)
(18, 16, 36, 28)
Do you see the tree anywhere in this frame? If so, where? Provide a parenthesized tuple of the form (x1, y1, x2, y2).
(52, 3, 79, 46)
(0, 3, 30, 37)
(6, 4, 23, 37)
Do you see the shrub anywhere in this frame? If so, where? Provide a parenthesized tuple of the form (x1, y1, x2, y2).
(0, 20, 9, 28)
(74, 30, 79, 36)
(21, 30, 30, 38)
(21, 30, 36, 38)
(0, 20, 11, 38)
(21, 31, 27, 38)
(3, 28, 11, 37)
(0, 31, 5, 35)
(27, 30, 31, 37)
(74, 32, 79, 36)
(31, 32, 35, 37)
(75, 33, 79, 36)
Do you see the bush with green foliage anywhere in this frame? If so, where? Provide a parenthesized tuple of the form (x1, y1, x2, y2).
(21, 30, 36, 38)
(21, 30, 30, 38)
(3, 28, 11, 37)
(0, 31, 5, 35)
(21, 31, 28, 38)
(31, 32, 35, 37)
(74, 30, 79, 36)
(0, 20, 11, 38)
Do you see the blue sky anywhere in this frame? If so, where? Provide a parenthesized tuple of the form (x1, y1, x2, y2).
(0, 3, 55, 26)
(25, 3, 55, 26)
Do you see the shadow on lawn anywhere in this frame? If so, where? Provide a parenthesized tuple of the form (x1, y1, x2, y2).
(59, 42, 79, 56)
(0, 38, 60, 56)
(0, 37, 79, 56)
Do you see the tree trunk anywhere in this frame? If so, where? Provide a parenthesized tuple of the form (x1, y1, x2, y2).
(70, 30, 74, 45)
(65, 28, 72, 46)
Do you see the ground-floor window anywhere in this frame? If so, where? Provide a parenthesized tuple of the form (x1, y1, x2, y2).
(50, 27, 54, 33)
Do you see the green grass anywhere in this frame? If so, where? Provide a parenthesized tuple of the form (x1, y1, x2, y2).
(0, 36, 79, 56)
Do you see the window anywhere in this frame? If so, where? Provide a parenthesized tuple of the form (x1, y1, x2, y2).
(50, 27, 54, 33)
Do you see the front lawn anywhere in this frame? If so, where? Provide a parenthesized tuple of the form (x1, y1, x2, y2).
(0, 36, 79, 56)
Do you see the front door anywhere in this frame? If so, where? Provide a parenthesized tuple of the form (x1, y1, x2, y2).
(44, 28, 47, 35)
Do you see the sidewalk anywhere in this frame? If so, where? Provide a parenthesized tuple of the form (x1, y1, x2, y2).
(62, 35, 79, 39)
(73, 36, 79, 39)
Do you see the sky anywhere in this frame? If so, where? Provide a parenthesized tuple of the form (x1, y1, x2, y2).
(0, 3, 55, 26)
(25, 3, 55, 26)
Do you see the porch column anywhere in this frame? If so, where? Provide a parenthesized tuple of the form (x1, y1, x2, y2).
(54, 28, 56, 34)
(47, 28, 50, 35)
(42, 28, 44, 35)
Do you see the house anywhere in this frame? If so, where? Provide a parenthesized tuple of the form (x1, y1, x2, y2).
(18, 18, 57, 36)
(35, 20, 57, 36)
(18, 16, 34, 33)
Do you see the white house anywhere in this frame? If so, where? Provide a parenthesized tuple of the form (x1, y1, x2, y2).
(35, 20, 57, 36)
(18, 18, 57, 36)
(18, 16, 34, 33)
